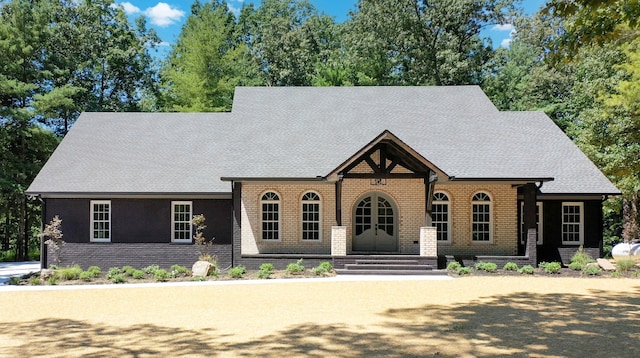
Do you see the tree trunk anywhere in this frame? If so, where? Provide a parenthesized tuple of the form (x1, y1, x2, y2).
(622, 193, 639, 243)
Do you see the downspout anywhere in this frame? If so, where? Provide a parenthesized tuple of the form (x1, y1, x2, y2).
(231, 181, 235, 268)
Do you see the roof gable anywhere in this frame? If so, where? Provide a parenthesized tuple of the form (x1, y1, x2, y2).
(27, 86, 620, 196)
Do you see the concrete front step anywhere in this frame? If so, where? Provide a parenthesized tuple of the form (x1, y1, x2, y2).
(355, 259, 420, 265)
(345, 264, 433, 271)
(336, 269, 447, 276)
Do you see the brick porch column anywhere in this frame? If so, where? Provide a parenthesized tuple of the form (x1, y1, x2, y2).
(420, 226, 437, 256)
(331, 226, 347, 256)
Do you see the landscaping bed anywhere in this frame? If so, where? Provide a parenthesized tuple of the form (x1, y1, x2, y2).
(6, 259, 336, 286)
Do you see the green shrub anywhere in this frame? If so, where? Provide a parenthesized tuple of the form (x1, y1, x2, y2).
(312, 261, 334, 276)
(87, 266, 102, 277)
(570, 247, 595, 265)
(7, 277, 21, 285)
(0, 250, 17, 262)
(583, 265, 602, 276)
(616, 259, 636, 272)
(170, 264, 190, 277)
(56, 265, 83, 280)
(154, 269, 170, 282)
(611, 270, 623, 278)
(107, 267, 122, 279)
(447, 261, 462, 271)
(48, 276, 58, 285)
(543, 261, 562, 274)
(79, 271, 93, 281)
(29, 277, 41, 285)
(191, 276, 206, 281)
(568, 261, 584, 271)
(477, 262, 498, 273)
(457, 267, 472, 275)
(503, 262, 518, 271)
(132, 269, 145, 279)
(259, 263, 275, 272)
(318, 261, 333, 272)
(122, 266, 136, 276)
(110, 274, 127, 283)
(258, 263, 274, 279)
(474, 262, 488, 270)
(518, 265, 535, 275)
(28, 248, 40, 261)
(144, 264, 160, 275)
(228, 265, 247, 279)
(286, 259, 305, 274)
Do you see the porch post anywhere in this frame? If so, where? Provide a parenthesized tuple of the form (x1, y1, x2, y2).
(523, 182, 538, 264)
(424, 175, 436, 226)
(420, 226, 437, 256)
(331, 226, 347, 256)
(335, 176, 343, 226)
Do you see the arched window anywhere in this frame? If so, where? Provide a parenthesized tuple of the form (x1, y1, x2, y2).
(432, 192, 451, 242)
(301, 191, 321, 241)
(472, 192, 492, 242)
(261, 191, 280, 240)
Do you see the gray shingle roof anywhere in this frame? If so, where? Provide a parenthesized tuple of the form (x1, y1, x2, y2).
(27, 86, 619, 196)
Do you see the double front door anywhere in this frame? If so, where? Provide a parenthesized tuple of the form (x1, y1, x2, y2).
(353, 192, 398, 252)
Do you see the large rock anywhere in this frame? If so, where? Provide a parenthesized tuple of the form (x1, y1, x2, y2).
(192, 261, 214, 277)
(40, 269, 54, 279)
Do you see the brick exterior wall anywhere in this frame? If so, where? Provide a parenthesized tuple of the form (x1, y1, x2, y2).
(48, 243, 232, 271)
(240, 183, 336, 255)
(239, 180, 519, 257)
(434, 183, 518, 256)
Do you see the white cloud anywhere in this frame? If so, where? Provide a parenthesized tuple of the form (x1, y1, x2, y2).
(119, 2, 141, 15)
(500, 38, 512, 48)
(492, 23, 515, 32)
(228, 4, 241, 16)
(144, 2, 185, 27)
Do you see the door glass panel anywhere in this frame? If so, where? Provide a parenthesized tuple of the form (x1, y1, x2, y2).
(355, 197, 372, 236)
(377, 197, 394, 236)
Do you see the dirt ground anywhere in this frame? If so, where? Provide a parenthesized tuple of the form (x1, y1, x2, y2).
(1, 276, 639, 357)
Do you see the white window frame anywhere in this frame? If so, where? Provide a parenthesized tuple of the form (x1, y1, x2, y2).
(471, 192, 492, 243)
(171, 201, 192, 243)
(261, 191, 281, 241)
(520, 202, 543, 245)
(90, 200, 111, 243)
(562, 202, 584, 245)
(432, 191, 451, 243)
(301, 191, 322, 241)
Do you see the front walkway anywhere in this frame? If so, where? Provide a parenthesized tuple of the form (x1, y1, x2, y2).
(0, 261, 40, 285)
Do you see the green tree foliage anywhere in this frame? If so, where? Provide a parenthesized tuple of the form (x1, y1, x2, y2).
(571, 40, 640, 242)
(0, 0, 156, 258)
(161, 0, 261, 111)
(240, 0, 341, 86)
(483, 12, 573, 129)
(345, 0, 516, 85)
(546, 0, 640, 53)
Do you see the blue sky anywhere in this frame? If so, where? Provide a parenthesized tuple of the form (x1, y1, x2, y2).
(115, 0, 547, 59)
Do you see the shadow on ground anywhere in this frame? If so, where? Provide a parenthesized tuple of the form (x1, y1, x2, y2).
(1, 288, 639, 357)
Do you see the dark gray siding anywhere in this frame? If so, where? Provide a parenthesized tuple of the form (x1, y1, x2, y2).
(518, 199, 603, 264)
(43, 197, 233, 268)
(45, 198, 232, 244)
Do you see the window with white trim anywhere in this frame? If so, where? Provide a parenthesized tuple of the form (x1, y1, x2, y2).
(562, 202, 584, 245)
(432, 192, 451, 242)
(520, 202, 543, 245)
(261, 191, 280, 240)
(472, 192, 492, 242)
(90, 200, 111, 242)
(301, 191, 321, 241)
(172, 201, 192, 243)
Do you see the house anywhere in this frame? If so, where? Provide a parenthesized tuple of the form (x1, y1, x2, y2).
(26, 86, 620, 271)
